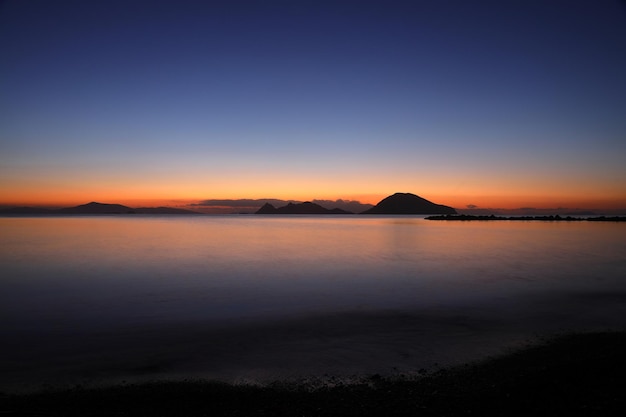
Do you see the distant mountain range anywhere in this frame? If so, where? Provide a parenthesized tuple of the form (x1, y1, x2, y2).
(2, 193, 458, 216)
(256, 193, 457, 215)
(0, 202, 199, 215)
(256, 202, 353, 214)
(191, 198, 373, 214)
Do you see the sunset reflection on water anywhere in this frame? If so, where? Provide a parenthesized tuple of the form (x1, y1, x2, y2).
(1, 216, 625, 391)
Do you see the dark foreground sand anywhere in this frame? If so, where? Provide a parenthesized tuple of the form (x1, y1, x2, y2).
(2, 331, 624, 416)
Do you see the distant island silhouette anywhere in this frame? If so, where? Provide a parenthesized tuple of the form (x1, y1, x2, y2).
(426, 214, 626, 222)
(255, 193, 457, 215)
(191, 198, 373, 214)
(0, 202, 199, 215)
(361, 192, 457, 215)
(0, 194, 461, 216)
(256, 202, 352, 214)
(8, 197, 618, 218)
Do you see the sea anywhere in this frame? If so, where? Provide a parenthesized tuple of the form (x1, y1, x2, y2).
(1, 215, 625, 392)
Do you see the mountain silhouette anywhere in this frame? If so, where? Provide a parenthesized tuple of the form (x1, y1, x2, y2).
(256, 202, 352, 214)
(194, 198, 373, 214)
(57, 202, 137, 214)
(1, 202, 199, 215)
(361, 193, 457, 215)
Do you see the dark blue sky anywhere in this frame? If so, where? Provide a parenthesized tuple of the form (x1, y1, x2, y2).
(1, 0, 625, 208)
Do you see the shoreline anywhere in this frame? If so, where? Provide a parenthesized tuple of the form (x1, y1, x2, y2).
(426, 214, 626, 221)
(3, 331, 625, 416)
(4, 288, 626, 396)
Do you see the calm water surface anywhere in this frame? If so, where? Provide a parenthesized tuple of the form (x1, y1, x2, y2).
(1, 216, 625, 391)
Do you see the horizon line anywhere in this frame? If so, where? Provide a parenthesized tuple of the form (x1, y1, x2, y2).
(1, 198, 626, 215)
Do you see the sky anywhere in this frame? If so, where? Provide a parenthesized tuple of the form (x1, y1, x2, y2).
(1, 0, 625, 211)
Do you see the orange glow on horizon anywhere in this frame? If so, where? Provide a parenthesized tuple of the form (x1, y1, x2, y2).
(1, 188, 625, 212)
(1, 171, 625, 211)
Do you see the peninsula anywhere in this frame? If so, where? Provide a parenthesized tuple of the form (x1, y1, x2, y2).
(426, 214, 626, 222)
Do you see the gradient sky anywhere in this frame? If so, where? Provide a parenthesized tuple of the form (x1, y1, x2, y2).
(1, 0, 625, 210)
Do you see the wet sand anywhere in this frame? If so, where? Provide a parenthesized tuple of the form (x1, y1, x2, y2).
(3, 331, 625, 416)
(2, 289, 626, 394)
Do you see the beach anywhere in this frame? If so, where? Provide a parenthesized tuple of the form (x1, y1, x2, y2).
(3, 331, 625, 416)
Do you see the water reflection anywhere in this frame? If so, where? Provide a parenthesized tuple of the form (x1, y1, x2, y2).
(2, 216, 625, 321)
(1, 216, 625, 390)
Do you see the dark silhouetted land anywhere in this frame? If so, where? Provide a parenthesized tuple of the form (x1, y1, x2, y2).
(2, 332, 624, 416)
(427, 214, 626, 222)
(256, 201, 352, 214)
(0, 206, 53, 214)
(0, 202, 199, 215)
(361, 193, 457, 215)
(255, 192, 459, 215)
